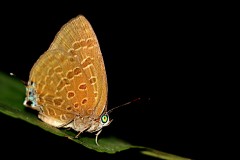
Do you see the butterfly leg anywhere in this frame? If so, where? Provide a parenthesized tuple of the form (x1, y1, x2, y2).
(95, 129, 102, 146)
(75, 131, 82, 138)
(74, 125, 90, 138)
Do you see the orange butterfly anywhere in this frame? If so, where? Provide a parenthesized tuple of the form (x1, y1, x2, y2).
(23, 15, 111, 145)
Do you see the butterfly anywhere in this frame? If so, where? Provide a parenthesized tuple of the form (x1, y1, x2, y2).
(23, 15, 112, 145)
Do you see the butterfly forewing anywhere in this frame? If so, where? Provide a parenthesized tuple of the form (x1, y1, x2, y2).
(49, 15, 107, 119)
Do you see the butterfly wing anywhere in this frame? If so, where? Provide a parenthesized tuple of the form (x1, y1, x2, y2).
(30, 15, 108, 125)
(29, 50, 77, 126)
(48, 15, 108, 119)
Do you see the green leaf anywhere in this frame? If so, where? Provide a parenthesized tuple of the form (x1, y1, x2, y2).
(0, 71, 191, 160)
(141, 149, 191, 160)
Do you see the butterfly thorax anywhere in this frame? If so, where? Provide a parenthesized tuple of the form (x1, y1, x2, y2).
(67, 115, 105, 133)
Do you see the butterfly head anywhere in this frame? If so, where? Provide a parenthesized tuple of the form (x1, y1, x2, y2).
(84, 112, 112, 134)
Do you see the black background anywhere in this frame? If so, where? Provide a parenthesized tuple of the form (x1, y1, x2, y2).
(0, 1, 221, 160)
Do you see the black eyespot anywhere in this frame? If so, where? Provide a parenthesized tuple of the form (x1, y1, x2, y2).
(26, 100, 32, 106)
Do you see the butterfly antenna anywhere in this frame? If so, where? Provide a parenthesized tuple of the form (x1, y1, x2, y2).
(107, 97, 141, 114)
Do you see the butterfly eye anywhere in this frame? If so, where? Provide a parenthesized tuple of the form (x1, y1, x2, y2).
(101, 114, 109, 124)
